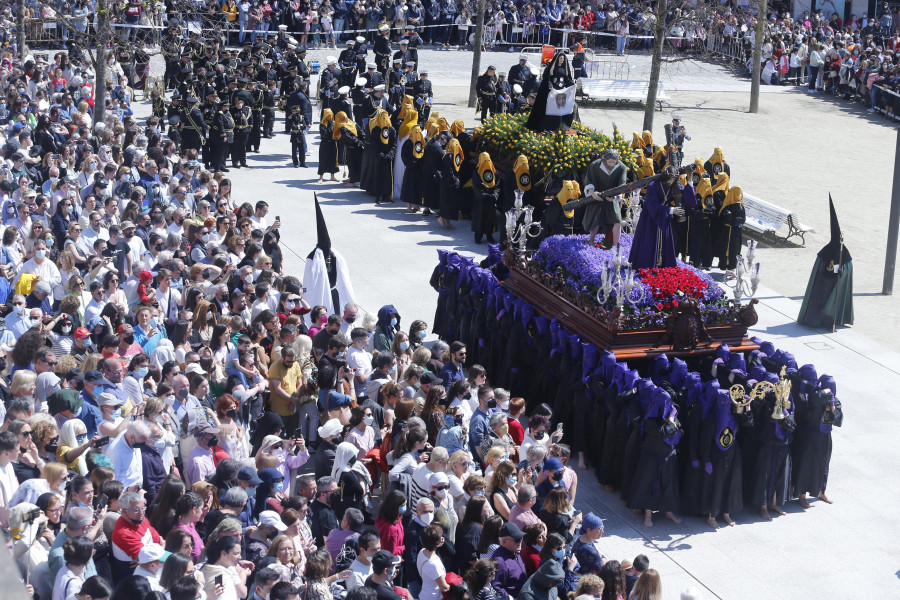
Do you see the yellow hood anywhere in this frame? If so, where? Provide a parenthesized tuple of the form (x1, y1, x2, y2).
(321, 109, 334, 127)
(642, 130, 653, 146)
(333, 111, 351, 139)
(409, 125, 425, 160)
(476, 152, 496, 188)
(695, 176, 713, 201)
(636, 154, 655, 178)
(375, 110, 393, 144)
(451, 119, 465, 137)
(720, 185, 744, 216)
(447, 139, 462, 172)
(398, 110, 418, 140)
(632, 132, 642, 149)
(437, 117, 451, 134)
(712, 171, 729, 192)
(557, 180, 581, 218)
(708, 146, 726, 173)
(514, 155, 531, 191)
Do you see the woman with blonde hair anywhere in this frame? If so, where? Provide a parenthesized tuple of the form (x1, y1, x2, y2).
(63, 223, 87, 269)
(56, 419, 96, 475)
(482, 445, 507, 488)
(572, 574, 605, 599)
(24, 219, 48, 256)
(190, 481, 220, 523)
(191, 299, 217, 345)
(265, 533, 304, 585)
(629, 569, 661, 600)
(11, 369, 37, 401)
(10, 462, 69, 505)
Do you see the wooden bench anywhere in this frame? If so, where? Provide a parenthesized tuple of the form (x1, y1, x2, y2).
(742, 193, 815, 246)
(578, 79, 669, 110)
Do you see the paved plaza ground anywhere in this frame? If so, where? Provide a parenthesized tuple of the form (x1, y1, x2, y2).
(143, 48, 900, 599)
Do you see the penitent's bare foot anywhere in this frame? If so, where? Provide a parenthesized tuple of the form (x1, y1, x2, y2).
(770, 505, 786, 516)
(798, 495, 811, 509)
(760, 506, 772, 521)
(723, 513, 735, 527)
(706, 515, 720, 530)
(664, 512, 682, 524)
(643, 516, 654, 528)
(818, 492, 833, 504)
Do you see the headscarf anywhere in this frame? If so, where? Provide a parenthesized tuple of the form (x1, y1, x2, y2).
(719, 185, 744, 216)
(446, 139, 462, 172)
(556, 180, 580, 218)
(476, 152, 496, 188)
(333, 111, 352, 139)
(450, 119, 465, 137)
(376, 305, 400, 341)
(409, 125, 425, 160)
(250, 412, 284, 454)
(331, 441, 373, 487)
(321, 109, 334, 128)
(514, 155, 531, 191)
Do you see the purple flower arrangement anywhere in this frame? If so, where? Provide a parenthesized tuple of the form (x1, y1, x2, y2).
(533, 234, 730, 325)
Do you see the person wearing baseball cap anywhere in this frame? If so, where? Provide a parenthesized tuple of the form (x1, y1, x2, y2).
(493, 521, 527, 596)
(536, 457, 566, 501)
(186, 421, 221, 486)
(134, 542, 171, 589)
(368, 550, 404, 599)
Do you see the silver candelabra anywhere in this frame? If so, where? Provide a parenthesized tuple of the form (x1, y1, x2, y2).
(505, 189, 543, 257)
(725, 239, 762, 304)
(595, 245, 639, 307)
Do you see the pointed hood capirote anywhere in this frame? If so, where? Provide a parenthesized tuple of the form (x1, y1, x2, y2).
(450, 119, 465, 137)
(321, 108, 334, 127)
(308, 194, 332, 258)
(514, 155, 531, 191)
(477, 152, 496, 188)
(375, 110, 393, 144)
(409, 125, 425, 159)
(397, 109, 418, 140)
(719, 185, 744, 216)
(819, 193, 851, 265)
(708, 146, 726, 173)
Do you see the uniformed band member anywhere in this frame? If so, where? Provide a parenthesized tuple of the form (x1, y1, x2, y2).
(231, 97, 252, 169)
(374, 24, 393, 77)
(476, 66, 498, 121)
(181, 97, 207, 154)
(412, 70, 433, 123)
(209, 100, 235, 172)
(288, 105, 307, 168)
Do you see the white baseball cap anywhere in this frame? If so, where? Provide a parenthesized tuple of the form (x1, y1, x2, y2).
(258, 510, 287, 531)
(138, 543, 172, 565)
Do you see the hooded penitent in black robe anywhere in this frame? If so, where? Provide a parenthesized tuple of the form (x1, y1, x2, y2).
(318, 122, 339, 176)
(716, 191, 745, 271)
(625, 390, 683, 514)
(422, 138, 445, 212)
(797, 195, 853, 328)
(791, 374, 842, 497)
(439, 153, 461, 221)
(745, 381, 794, 508)
(525, 51, 576, 132)
(360, 126, 377, 192)
(400, 138, 424, 206)
(471, 171, 500, 242)
(341, 127, 365, 185)
(372, 126, 397, 202)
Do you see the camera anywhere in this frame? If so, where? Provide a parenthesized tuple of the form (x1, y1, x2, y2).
(94, 436, 110, 447)
(23, 508, 41, 522)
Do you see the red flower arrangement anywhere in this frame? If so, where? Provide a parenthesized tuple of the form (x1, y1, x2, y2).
(637, 267, 709, 303)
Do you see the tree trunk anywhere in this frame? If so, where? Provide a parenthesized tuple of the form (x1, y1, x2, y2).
(468, 0, 486, 108)
(92, 1, 110, 126)
(17, 0, 26, 57)
(749, 0, 767, 113)
(642, 0, 667, 131)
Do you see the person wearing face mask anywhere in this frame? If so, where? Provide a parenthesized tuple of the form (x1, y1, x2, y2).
(480, 412, 518, 464)
(346, 530, 381, 590)
(106, 420, 151, 491)
(402, 497, 435, 598)
(521, 534, 569, 600)
(111, 491, 163, 571)
(46, 313, 76, 357)
(365, 550, 407, 600)
(535, 458, 568, 504)
(186, 422, 225, 486)
(257, 433, 309, 493)
(95, 392, 131, 439)
(20, 239, 62, 292)
(468, 386, 498, 463)
(5, 295, 33, 338)
(373, 305, 400, 353)
(521, 414, 562, 459)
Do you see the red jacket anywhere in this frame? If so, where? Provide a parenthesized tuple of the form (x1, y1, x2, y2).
(375, 515, 405, 556)
(508, 419, 525, 446)
(111, 515, 161, 561)
(522, 544, 541, 576)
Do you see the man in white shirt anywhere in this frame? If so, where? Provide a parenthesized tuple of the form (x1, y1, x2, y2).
(84, 281, 107, 329)
(347, 328, 373, 399)
(155, 268, 183, 324)
(346, 531, 380, 590)
(338, 302, 361, 335)
(186, 421, 219, 486)
(18, 239, 61, 289)
(4, 295, 30, 338)
(78, 211, 110, 256)
(106, 420, 150, 490)
(122, 220, 145, 265)
(123, 262, 144, 311)
(0, 431, 20, 528)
